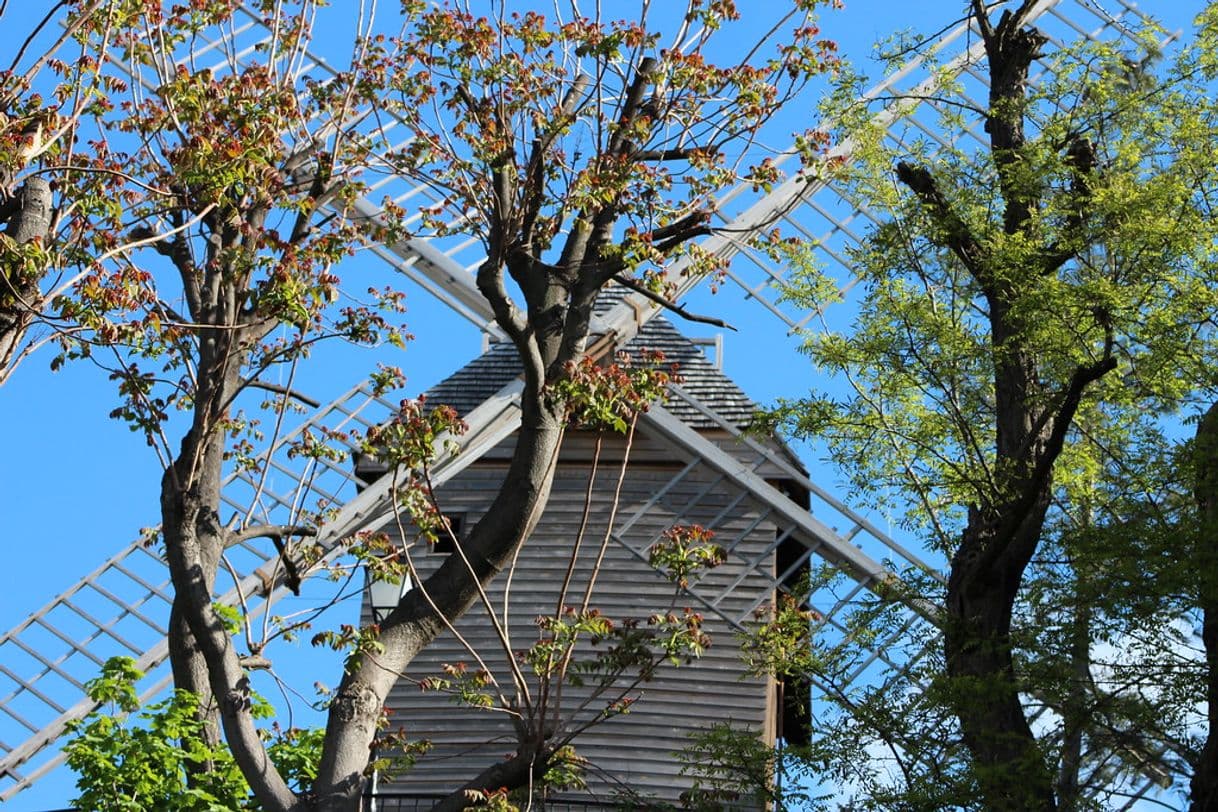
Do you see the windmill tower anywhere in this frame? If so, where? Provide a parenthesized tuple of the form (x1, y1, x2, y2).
(0, 1, 1184, 808)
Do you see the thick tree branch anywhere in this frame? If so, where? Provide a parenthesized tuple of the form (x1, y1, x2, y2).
(4, 175, 51, 243)
(520, 74, 590, 249)
(979, 335, 1117, 574)
(313, 401, 567, 810)
(895, 160, 989, 282)
(225, 523, 316, 547)
(0, 177, 53, 382)
(969, 0, 995, 46)
(132, 216, 204, 320)
(476, 255, 528, 342)
(430, 751, 548, 812)
(583, 57, 661, 266)
(223, 525, 316, 596)
(1039, 135, 1097, 274)
(607, 57, 658, 157)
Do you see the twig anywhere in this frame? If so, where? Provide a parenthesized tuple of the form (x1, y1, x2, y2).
(611, 273, 736, 330)
(241, 378, 321, 409)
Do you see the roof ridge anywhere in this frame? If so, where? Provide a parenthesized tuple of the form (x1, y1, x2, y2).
(422, 316, 756, 430)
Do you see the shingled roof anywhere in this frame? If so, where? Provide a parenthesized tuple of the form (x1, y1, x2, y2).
(422, 312, 756, 431)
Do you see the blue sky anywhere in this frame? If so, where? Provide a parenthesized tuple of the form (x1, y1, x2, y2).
(0, 1, 1205, 809)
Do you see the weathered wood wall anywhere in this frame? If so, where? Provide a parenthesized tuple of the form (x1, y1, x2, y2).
(378, 429, 784, 806)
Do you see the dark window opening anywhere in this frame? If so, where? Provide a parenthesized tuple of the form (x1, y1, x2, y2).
(770, 477, 813, 748)
(433, 514, 464, 554)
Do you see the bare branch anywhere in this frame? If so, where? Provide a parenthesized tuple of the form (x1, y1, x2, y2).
(226, 524, 317, 597)
(610, 273, 736, 331)
(225, 523, 317, 548)
(633, 147, 698, 162)
(240, 379, 322, 409)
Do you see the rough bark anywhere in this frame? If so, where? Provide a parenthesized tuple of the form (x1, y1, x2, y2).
(162, 474, 302, 811)
(0, 176, 52, 381)
(1191, 403, 1218, 812)
(945, 520, 1053, 811)
(162, 329, 242, 767)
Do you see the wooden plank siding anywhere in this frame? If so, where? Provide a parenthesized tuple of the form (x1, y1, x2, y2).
(377, 428, 784, 807)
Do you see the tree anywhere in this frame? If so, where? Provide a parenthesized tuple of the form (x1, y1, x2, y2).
(58, 0, 400, 772)
(50, 1, 840, 810)
(0, 1, 155, 386)
(300, 6, 837, 807)
(1193, 404, 1218, 811)
(777, 1, 1218, 808)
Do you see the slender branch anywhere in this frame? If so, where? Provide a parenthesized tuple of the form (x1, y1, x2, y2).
(633, 147, 698, 162)
(970, 0, 995, 47)
(609, 273, 736, 330)
(225, 524, 317, 596)
(521, 73, 591, 248)
(225, 523, 317, 548)
(240, 379, 321, 409)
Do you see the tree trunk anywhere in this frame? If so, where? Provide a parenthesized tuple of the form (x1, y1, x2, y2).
(162, 470, 303, 811)
(166, 531, 225, 758)
(162, 340, 242, 774)
(311, 392, 567, 812)
(1191, 403, 1218, 811)
(0, 176, 52, 382)
(159, 337, 304, 810)
(1055, 551, 1094, 811)
(945, 498, 1059, 811)
(932, 9, 1069, 809)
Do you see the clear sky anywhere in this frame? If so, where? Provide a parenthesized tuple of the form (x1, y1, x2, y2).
(0, 1, 1203, 810)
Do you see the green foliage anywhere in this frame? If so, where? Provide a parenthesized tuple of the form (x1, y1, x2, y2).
(551, 351, 679, 433)
(359, 397, 469, 549)
(65, 658, 252, 811)
(310, 622, 385, 656)
(419, 661, 495, 709)
(459, 786, 519, 811)
(738, 591, 820, 679)
(539, 745, 588, 794)
(64, 658, 325, 811)
(265, 726, 325, 794)
(647, 524, 725, 589)
(366, 727, 432, 783)
(677, 723, 822, 811)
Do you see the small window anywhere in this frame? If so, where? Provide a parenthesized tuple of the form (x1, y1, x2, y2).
(433, 514, 464, 554)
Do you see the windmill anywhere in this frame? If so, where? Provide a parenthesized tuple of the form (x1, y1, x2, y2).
(0, 0, 1187, 807)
